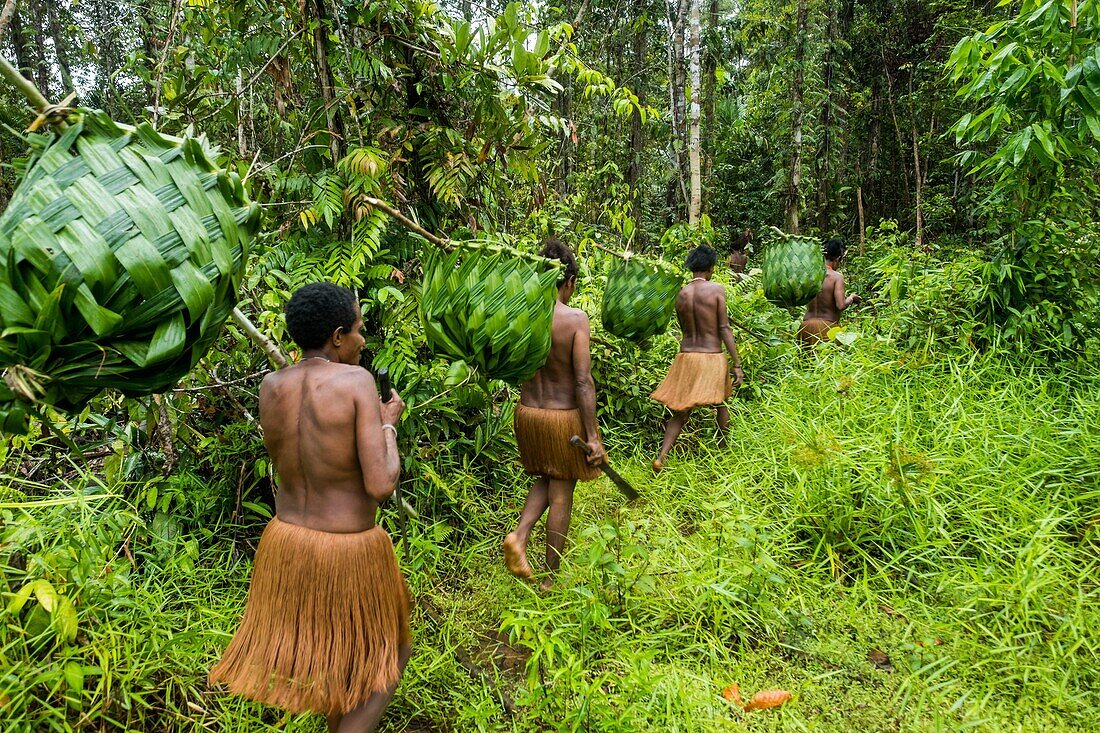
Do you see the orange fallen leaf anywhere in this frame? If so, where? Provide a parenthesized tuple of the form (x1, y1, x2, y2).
(743, 689, 792, 712)
(721, 683, 743, 706)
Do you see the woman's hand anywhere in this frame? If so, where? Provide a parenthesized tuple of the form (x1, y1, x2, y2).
(380, 389, 406, 427)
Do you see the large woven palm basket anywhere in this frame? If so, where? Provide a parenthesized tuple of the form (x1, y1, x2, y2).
(421, 240, 561, 386)
(0, 110, 260, 433)
(762, 232, 826, 309)
(601, 254, 684, 343)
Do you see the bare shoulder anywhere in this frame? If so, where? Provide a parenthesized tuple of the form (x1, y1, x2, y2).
(706, 281, 728, 300)
(333, 363, 374, 387)
(260, 367, 289, 395)
(562, 304, 590, 327)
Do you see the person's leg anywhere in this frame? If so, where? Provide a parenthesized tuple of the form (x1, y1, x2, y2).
(329, 642, 413, 733)
(716, 405, 730, 448)
(541, 479, 576, 591)
(654, 410, 691, 471)
(504, 476, 549, 579)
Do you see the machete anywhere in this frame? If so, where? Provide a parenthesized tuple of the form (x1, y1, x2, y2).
(570, 435, 640, 501)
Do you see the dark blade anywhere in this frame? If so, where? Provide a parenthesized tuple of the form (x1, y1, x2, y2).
(570, 435, 640, 501)
(595, 459, 640, 500)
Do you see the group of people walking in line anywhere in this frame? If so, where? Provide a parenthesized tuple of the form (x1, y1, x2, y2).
(207, 233, 859, 731)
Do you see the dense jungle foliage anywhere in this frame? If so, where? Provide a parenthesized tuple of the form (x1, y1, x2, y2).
(0, 0, 1098, 730)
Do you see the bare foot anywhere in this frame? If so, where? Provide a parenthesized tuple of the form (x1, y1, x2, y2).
(503, 533, 533, 580)
(538, 578, 553, 593)
(652, 458, 664, 473)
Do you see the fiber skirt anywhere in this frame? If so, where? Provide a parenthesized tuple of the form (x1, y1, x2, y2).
(514, 402, 600, 482)
(798, 318, 834, 346)
(208, 517, 411, 716)
(651, 352, 732, 411)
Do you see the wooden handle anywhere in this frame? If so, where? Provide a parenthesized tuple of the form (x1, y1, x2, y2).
(569, 434, 591, 454)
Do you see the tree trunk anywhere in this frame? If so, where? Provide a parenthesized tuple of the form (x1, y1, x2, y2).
(881, 54, 911, 210)
(555, 0, 579, 195)
(30, 0, 50, 93)
(909, 72, 923, 249)
(555, 76, 574, 195)
(308, 0, 345, 163)
(701, 0, 719, 214)
(668, 0, 688, 218)
(784, 0, 808, 233)
(815, 5, 837, 233)
(687, 0, 702, 224)
(91, 0, 120, 115)
(8, 10, 33, 84)
(236, 69, 247, 158)
(627, 13, 648, 248)
(856, 181, 865, 253)
(45, 1, 74, 93)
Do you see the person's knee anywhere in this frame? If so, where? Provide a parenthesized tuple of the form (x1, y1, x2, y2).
(548, 479, 575, 502)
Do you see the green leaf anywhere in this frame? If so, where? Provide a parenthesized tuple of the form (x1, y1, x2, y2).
(7, 581, 35, 614)
(33, 579, 58, 613)
(54, 596, 78, 643)
(63, 660, 84, 697)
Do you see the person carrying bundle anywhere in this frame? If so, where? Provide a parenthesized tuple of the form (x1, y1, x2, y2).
(798, 237, 861, 346)
(651, 245, 744, 472)
(209, 283, 410, 733)
(504, 238, 605, 592)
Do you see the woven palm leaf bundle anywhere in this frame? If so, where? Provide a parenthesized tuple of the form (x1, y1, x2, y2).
(762, 231, 825, 308)
(601, 254, 684, 342)
(0, 110, 260, 433)
(420, 240, 562, 385)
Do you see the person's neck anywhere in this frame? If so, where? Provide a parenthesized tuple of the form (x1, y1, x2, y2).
(690, 271, 711, 282)
(826, 260, 839, 271)
(301, 347, 338, 363)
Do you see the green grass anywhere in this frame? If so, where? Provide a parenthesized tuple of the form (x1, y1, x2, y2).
(2, 341, 1098, 731)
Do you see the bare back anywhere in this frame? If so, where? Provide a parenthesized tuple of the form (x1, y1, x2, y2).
(676, 280, 735, 354)
(728, 251, 748, 274)
(260, 361, 392, 533)
(803, 269, 846, 324)
(520, 302, 588, 410)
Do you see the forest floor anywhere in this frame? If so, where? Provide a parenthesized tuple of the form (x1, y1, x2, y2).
(371, 346, 1098, 733)
(3, 342, 1098, 732)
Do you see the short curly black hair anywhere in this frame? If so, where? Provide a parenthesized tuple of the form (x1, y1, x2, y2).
(823, 237, 846, 261)
(540, 236, 578, 285)
(285, 283, 359, 349)
(686, 245, 717, 273)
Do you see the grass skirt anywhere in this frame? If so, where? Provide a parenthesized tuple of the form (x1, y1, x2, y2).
(798, 318, 833, 346)
(514, 403, 600, 482)
(208, 517, 411, 716)
(651, 352, 731, 412)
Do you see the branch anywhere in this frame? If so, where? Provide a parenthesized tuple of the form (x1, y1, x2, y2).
(0, 54, 48, 111)
(151, 0, 184, 125)
(171, 370, 269, 393)
(231, 307, 289, 369)
(362, 196, 451, 251)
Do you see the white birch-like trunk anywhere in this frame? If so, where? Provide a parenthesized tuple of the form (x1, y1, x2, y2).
(785, 0, 808, 233)
(687, 0, 702, 224)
